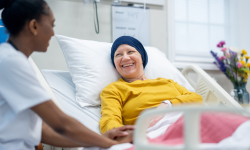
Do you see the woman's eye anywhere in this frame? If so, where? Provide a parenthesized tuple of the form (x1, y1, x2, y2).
(128, 51, 134, 54)
(116, 54, 121, 57)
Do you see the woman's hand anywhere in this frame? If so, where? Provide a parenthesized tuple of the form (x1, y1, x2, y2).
(115, 130, 134, 144)
(148, 103, 169, 128)
(102, 125, 134, 140)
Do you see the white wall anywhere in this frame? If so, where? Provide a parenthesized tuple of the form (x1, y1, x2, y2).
(31, 0, 250, 94)
(31, 0, 167, 70)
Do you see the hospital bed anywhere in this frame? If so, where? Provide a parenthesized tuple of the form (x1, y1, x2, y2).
(29, 45, 248, 150)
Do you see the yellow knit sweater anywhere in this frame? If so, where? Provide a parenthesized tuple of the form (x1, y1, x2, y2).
(99, 78, 203, 133)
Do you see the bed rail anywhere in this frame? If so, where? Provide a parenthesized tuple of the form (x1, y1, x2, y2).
(182, 65, 242, 109)
(134, 107, 250, 150)
(134, 65, 247, 150)
(28, 57, 63, 110)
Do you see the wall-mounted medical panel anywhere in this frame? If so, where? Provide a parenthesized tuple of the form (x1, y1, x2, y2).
(112, 5, 150, 46)
(120, 0, 164, 6)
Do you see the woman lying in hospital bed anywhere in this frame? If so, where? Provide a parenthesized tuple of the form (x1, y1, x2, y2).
(92, 36, 250, 150)
(99, 36, 203, 134)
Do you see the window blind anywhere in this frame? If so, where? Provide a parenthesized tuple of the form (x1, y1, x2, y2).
(174, 0, 250, 62)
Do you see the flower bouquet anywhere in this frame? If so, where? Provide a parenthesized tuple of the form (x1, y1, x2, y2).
(210, 41, 249, 104)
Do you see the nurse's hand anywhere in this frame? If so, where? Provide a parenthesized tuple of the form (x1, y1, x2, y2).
(102, 125, 134, 140)
(115, 130, 134, 144)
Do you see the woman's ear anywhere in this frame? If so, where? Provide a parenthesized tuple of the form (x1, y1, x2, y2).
(29, 19, 38, 36)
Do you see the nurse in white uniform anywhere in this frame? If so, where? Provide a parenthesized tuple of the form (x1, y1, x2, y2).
(0, 0, 133, 149)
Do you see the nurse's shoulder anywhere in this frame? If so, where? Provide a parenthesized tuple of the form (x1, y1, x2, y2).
(0, 42, 30, 69)
(0, 42, 27, 62)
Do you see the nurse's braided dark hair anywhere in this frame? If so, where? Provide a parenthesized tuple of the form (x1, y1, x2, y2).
(0, 0, 49, 36)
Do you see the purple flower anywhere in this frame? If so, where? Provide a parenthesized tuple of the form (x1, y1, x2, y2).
(211, 42, 239, 83)
(233, 72, 236, 80)
(229, 49, 237, 56)
(228, 49, 238, 68)
(210, 50, 229, 79)
(225, 64, 230, 68)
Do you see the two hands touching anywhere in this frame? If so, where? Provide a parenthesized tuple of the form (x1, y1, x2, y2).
(103, 125, 134, 144)
(102, 102, 170, 145)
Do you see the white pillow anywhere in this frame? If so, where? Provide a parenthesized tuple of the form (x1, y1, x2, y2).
(56, 35, 194, 107)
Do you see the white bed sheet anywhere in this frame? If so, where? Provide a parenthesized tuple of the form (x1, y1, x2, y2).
(41, 70, 101, 134)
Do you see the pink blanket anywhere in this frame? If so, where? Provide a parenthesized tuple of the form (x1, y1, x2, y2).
(126, 113, 249, 150)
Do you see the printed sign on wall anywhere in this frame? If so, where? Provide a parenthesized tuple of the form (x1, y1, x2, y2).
(112, 5, 150, 46)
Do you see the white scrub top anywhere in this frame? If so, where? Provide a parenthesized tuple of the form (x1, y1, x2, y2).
(0, 43, 50, 150)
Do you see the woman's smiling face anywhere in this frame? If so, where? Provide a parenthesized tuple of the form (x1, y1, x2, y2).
(114, 44, 144, 79)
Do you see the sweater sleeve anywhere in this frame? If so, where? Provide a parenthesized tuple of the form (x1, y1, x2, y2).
(168, 79, 203, 105)
(99, 87, 124, 134)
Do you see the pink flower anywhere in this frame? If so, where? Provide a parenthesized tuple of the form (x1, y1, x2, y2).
(217, 41, 226, 48)
(217, 43, 222, 48)
(219, 56, 227, 60)
(220, 41, 225, 45)
(237, 62, 243, 68)
(221, 47, 227, 52)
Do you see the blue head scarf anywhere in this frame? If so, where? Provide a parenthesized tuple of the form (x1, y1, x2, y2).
(111, 36, 148, 69)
